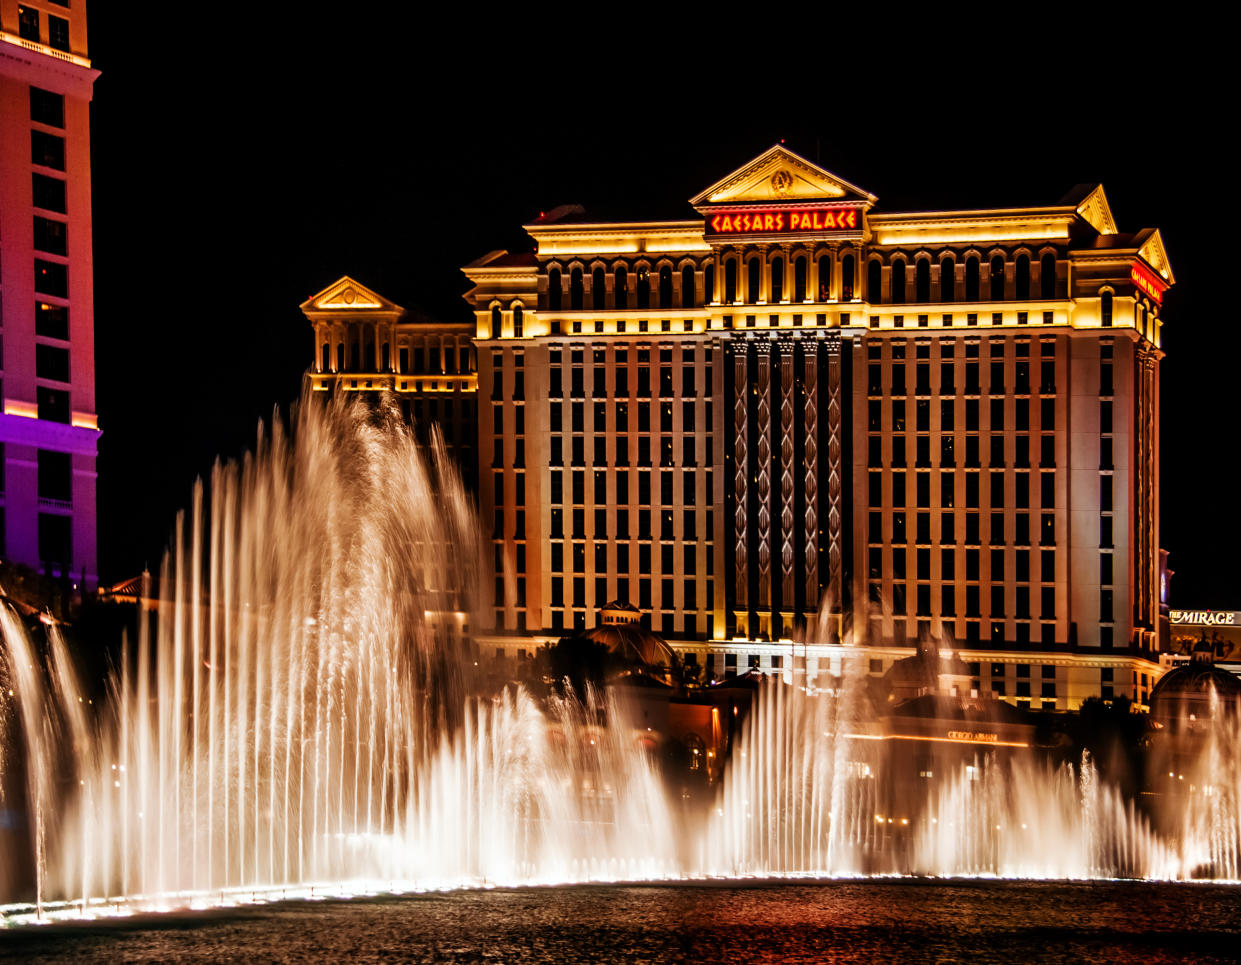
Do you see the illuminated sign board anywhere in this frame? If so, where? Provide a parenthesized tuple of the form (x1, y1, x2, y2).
(1168, 610, 1241, 660)
(706, 207, 862, 236)
(1130, 262, 1165, 305)
(946, 731, 998, 743)
(1169, 610, 1241, 627)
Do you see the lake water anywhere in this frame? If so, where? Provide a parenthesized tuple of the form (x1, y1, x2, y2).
(2, 880, 1237, 963)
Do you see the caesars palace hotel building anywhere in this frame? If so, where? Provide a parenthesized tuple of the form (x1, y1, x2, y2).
(302, 145, 1174, 711)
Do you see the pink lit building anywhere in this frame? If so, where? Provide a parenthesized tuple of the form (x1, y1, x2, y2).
(0, 0, 98, 585)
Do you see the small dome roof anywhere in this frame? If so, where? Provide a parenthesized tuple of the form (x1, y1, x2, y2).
(582, 623, 677, 669)
(1150, 663, 1241, 706)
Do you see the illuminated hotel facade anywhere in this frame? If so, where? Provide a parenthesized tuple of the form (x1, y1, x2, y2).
(308, 145, 1174, 711)
(0, 1, 99, 585)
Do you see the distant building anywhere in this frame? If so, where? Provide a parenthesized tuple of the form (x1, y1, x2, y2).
(300, 275, 478, 494)
(0, 1, 99, 586)
(310, 145, 1177, 711)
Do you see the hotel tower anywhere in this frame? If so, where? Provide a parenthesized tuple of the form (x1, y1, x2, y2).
(305, 145, 1174, 711)
(0, 0, 98, 586)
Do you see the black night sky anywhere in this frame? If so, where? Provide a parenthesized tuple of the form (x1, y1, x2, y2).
(85, 15, 1232, 608)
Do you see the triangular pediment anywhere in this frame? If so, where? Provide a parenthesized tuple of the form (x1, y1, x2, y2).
(690, 145, 877, 208)
(1138, 229, 1174, 285)
(1075, 184, 1117, 235)
(300, 276, 404, 314)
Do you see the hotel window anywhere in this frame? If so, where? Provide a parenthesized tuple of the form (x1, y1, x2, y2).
(841, 253, 854, 300)
(989, 256, 1005, 300)
(548, 268, 562, 310)
(1015, 255, 1030, 300)
(19, 5, 40, 41)
(569, 269, 584, 310)
(1041, 254, 1056, 299)
(681, 265, 695, 308)
(30, 87, 65, 130)
(615, 267, 628, 309)
(965, 257, 980, 301)
(48, 14, 69, 52)
(771, 256, 784, 302)
(32, 173, 66, 213)
(38, 513, 72, 574)
(513, 305, 523, 337)
(1101, 290, 1113, 327)
(891, 259, 906, 304)
(591, 267, 606, 310)
(31, 130, 65, 170)
(33, 217, 67, 256)
(634, 268, 650, 309)
(747, 259, 761, 303)
(35, 259, 68, 298)
(915, 259, 930, 302)
(659, 265, 673, 308)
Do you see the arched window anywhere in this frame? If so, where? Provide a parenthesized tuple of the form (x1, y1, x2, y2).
(891, 259, 906, 304)
(491, 304, 502, 339)
(1101, 290, 1113, 327)
(381, 343, 390, 371)
(771, 256, 784, 302)
(817, 254, 832, 300)
(867, 258, 882, 302)
(570, 267, 584, 310)
(989, 255, 1005, 301)
(636, 268, 650, 309)
(1040, 254, 1056, 299)
(321, 343, 330, 372)
(940, 258, 955, 302)
(548, 268, 562, 311)
(659, 265, 673, 308)
(965, 257, 980, 301)
(337, 343, 345, 371)
(793, 256, 807, 302)
(1015, 254, 1030, 300)
(1140, 304, 1148, 337)
(841, 254, 854, 300)
(747, 258, 761, 303)
(681, 265, 695, 308)
(513, 304, 523, 338)
(593, 267, 606, 310)
(724, 258, 737, 303)
(704, 263, 715, 304)
(615, 266, 628, 309)
(915, 259, 930, 303)
(363, 329, 376, 370)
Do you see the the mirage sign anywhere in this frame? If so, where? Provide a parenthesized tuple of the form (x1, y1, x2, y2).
(1168, 610, 1241, 660)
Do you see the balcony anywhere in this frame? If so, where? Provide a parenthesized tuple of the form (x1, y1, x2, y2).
(0, 30, 91, 68)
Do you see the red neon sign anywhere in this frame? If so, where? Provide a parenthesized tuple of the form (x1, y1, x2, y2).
(707, 207, 861, 236)
(1130, 262, 1165, 305)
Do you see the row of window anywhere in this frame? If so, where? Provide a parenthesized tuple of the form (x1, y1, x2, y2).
(870, 546, 1056, 583)
(18, 6, 71, 53)
(875, 582, 1059, 620)
(867, 253, 1057, 304)
(870, 470, 1056, 511)
(543, 251, 1061, 310)
(868, 510, 1055, 546)
(871, 396, 1058, 431)
(318, 336, 474, 375)
(548, 400, 713, 434)
(869, 361, 1058, 396)
(541, 469, 714, 507)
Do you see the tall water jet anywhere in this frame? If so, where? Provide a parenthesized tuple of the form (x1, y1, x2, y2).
(0, 390, 675, 912)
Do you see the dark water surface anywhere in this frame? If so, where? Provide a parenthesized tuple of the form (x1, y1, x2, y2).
(2, 880, 1238, 964)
